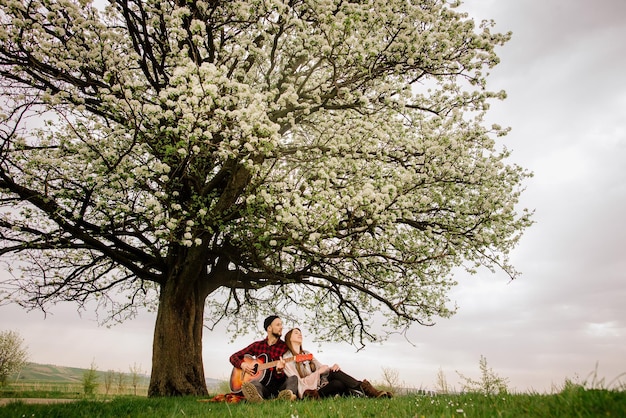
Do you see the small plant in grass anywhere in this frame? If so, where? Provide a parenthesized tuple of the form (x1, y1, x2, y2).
(582, 362, 626, 391)
(104, 369, 115, 396)
(457, 355, 509, 395)
(217, 379, 231, 394)
(82, 361, 99, 397)
(116, 370, 126, 394)
(129, 363, 143, 396)
(435, 366, 452, 394)
(379, 367, 402, 394)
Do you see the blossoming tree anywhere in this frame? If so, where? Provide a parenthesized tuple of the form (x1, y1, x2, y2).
(0, 0, 532, 396)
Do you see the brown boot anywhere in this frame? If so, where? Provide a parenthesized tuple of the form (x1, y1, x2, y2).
(303, 389, 320, 399)
(360, 379, 391, 398)
(276, 389, 297, 401)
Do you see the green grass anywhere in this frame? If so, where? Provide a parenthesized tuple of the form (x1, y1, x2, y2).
(3, 363, 625, 417)
(1, 389, 625, 418)
(0, 388, 81, 399)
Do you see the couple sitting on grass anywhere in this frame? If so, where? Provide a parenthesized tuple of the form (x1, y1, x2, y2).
(229, 315, 392, 402)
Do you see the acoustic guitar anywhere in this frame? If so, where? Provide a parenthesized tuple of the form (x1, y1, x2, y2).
(229, 353, 313, 393)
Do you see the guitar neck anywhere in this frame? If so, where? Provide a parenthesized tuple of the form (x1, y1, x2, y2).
(256, 356, 299, 371)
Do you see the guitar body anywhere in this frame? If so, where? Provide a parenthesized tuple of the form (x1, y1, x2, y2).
(229, 352, 313, 394)
(229, 353, 270, 393)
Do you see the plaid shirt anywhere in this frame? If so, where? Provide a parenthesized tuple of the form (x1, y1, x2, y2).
(229, 338, 289, 382)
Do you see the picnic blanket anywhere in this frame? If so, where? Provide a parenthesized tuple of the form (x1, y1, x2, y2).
(198, 393, 245, 403)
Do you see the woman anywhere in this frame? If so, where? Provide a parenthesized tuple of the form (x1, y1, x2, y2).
(282, 328, 392, 399)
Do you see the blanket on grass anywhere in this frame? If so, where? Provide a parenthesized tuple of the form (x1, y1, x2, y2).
(199, 393, 245, 403)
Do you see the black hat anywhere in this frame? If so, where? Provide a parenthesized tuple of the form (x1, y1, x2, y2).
(263, 315, 279, 331)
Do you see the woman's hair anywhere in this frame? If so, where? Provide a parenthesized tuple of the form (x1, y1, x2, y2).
(285, 328, 316, 377)
(284, 328, 300, 356)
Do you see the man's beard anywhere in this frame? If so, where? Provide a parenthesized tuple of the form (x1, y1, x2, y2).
(272, 331, 282, 339)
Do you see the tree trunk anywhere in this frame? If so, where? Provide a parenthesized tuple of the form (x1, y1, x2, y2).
(148, 259, 211, 397)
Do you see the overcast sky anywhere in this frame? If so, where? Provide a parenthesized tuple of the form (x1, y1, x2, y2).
(1, 0, 625, 393)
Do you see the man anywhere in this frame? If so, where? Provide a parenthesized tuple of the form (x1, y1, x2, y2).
(229, 315, 298, 402)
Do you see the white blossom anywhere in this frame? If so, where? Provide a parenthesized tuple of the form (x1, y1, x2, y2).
(0, 0, 530, 362)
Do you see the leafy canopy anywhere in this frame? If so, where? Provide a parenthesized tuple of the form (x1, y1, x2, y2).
(0, 0, 532, 346)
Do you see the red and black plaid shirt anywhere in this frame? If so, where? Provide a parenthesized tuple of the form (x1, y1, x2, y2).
(229, 338, 288, 382)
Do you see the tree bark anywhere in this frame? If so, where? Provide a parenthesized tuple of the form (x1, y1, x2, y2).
(148, 257, 211, 397)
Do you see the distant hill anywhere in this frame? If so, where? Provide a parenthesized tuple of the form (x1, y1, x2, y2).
(17, 363, 91, 383)
(15, 362, 224, 391)
(15, 362, 150, 385)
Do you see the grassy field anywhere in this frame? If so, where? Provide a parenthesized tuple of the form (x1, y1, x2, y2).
(5, 362, 151, 397)
(2, 363, 625, 417)
(6, 362, 225, 397)
(1, 388, 625, 418)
